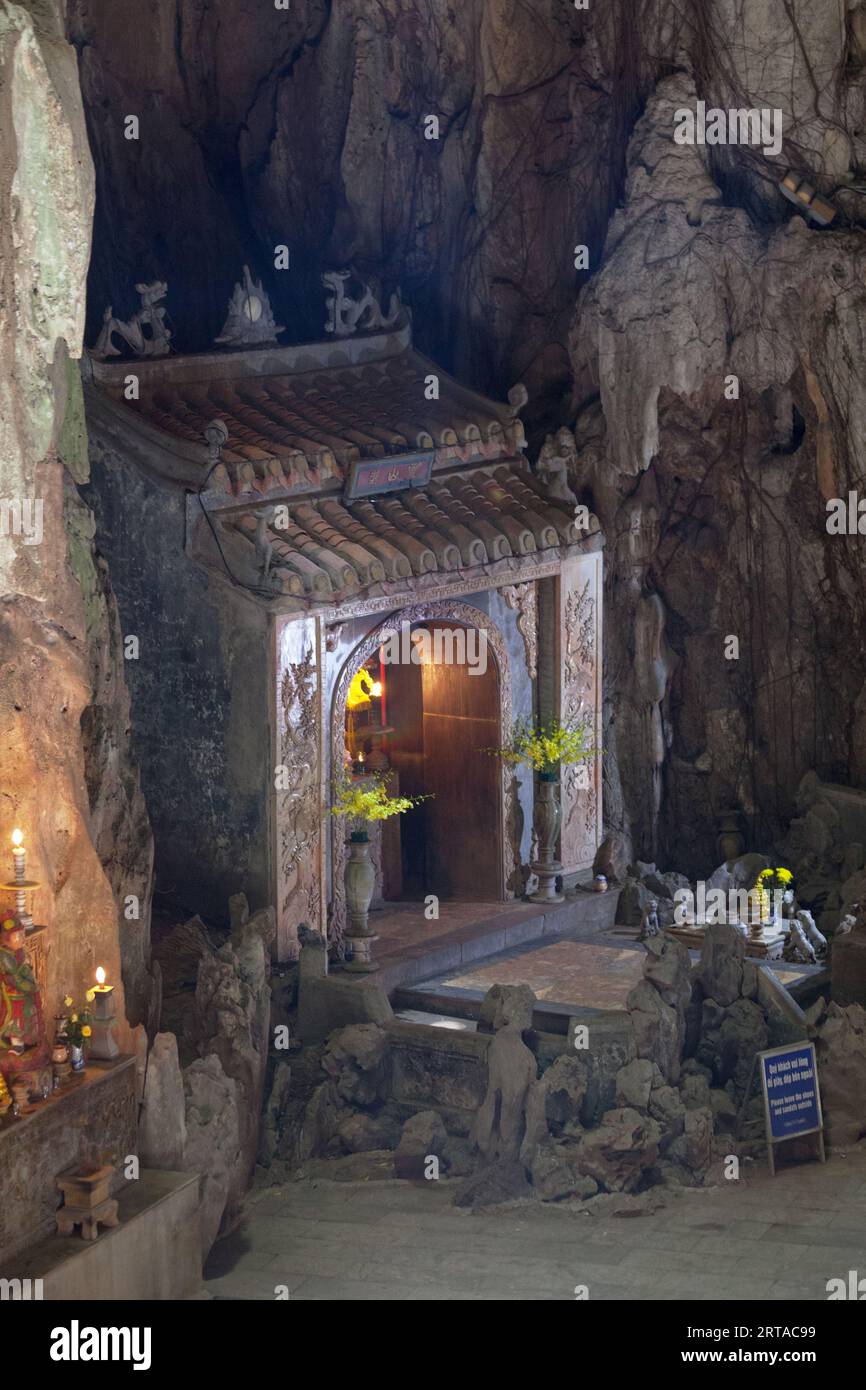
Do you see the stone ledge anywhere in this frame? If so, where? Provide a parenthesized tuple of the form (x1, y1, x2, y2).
(0, 1170, 201, 1301)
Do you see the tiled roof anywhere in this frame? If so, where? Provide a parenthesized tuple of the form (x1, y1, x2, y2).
(88, 334, 525, 500)
(226, 465, 597, 600)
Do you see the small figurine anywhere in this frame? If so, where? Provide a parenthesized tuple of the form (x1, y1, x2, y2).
(782, 918, 817, 964)
(91, 280, 172, 359)
(794, 908, 827, 960)
(215, 265, 284, 348)
(638, 898, 660, 941)
(536, 427, 578, 505)
(322, 269, 403, 336)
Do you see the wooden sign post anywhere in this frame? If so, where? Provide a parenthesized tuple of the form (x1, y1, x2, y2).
(738, 1040, 826, 1177)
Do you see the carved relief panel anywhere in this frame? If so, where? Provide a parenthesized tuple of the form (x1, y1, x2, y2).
(558, 553, 603, 875)
(274, 615, 325, 959)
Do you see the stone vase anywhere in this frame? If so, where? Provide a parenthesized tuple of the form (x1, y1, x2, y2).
(716, 810, 745, 863)
(528, 772, 563, 904)
(344, 832, 379, 973)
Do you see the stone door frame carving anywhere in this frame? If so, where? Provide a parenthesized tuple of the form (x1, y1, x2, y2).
(329, 600, 518, 949)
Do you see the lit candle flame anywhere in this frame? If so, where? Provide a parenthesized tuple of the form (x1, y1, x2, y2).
(96, 966, 106, 986)
(11, 829, 23, 849)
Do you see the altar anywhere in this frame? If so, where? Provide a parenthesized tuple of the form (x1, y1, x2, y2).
(666, 914, 788, 960)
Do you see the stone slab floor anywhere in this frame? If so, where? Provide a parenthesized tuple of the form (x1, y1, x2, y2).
(204, 1144, 866, 1301)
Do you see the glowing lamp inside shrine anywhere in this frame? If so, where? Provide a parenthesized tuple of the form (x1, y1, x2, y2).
(370, 680, 382, 698)
(11, 829, 23, 849)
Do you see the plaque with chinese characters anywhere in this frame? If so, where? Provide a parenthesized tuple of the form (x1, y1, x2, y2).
(344, 451, 434, 500)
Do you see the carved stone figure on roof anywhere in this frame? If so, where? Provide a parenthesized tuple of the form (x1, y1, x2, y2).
(215, 265, 284, 348)
(91, 280, 172, 359)
(536, 426, 578, 505)
(322, 269, 403, 336)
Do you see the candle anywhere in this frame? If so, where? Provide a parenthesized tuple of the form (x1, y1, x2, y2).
(91, 967, 114, 1021)
(11, 828, 24, 883)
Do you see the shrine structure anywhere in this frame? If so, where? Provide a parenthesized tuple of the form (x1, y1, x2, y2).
(84, 277, 605, 960)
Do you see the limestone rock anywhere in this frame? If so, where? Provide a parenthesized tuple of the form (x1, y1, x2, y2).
(139, 1031, 187, 1168)
(452, 1158, 532, 1209)
(643, 932, 691, 1008)
(593, 831, 631, 883)
(699, 922, 747, 1006)
(183, 1054, 242, 1259)
(648, 1085, 686, 1146)
(529, 1141, 598, 1202)
(259, 1060, 292, 1166)
(667, 1106, 713, 1171)
(396, 1109, 448, 1160)
(574, 1107, 662, 1193)
(339, 1110, 402, 1155)
(680, 1072, 711, 1111)
(614, 1058, 657, 1111)
(627, 978, 683, 1083)
(815, 1003, 866, 1146)
(709, 1087, 738, 1133)
(321, 1023, 390, 1107)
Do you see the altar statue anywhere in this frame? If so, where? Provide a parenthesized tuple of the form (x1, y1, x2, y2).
(0, 915, 48, 1082)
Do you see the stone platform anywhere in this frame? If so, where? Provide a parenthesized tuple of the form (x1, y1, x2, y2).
(0, 1170, 201, 1300)
(370, 888, 620, 994)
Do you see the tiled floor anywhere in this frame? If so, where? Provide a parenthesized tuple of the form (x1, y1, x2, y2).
(204, 1144, 866, 1301)
(436, 936, 646, 1010)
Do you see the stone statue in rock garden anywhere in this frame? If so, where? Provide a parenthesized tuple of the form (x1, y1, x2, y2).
(470, 985, 537, 1164)
(782, 918, 817, 964)
(638, 898, 660, 942)
(791, 908, 826, 959)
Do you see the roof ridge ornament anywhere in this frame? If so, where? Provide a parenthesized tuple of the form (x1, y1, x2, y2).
(91, 280, 172, 360)
(322, 268, 403, 337)
(215, 265, 284, 348)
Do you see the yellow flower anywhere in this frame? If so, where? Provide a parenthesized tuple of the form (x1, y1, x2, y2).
(64, 996, 73, 1008)
(85, 990, 95, 1002)
(81, 1026, 92, 1038)
(70, 1013, 78, 1023)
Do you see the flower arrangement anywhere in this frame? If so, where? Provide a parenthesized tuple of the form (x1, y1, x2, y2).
(756, 866, 794, 895)
(331, 778, 430, 841)
(61, 994, 93, 1048)
(492, 717, 597, 777)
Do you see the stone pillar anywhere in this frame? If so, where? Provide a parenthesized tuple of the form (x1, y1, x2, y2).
(554, 551, 603, 887)
(273, 614, 326, 959)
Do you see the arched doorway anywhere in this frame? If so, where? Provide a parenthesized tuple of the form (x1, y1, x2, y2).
(330, 602, 517, 941)
(374, 619, 502, 900)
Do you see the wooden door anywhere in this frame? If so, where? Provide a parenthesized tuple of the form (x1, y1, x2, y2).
(420, 623, 502, 899)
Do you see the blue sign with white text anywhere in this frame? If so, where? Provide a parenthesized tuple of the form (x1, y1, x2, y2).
(760, 1042, 821, 1141)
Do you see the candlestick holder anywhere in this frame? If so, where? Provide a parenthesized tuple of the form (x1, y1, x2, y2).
(0, 875, 40, 930)
(88, 986, 118, 1060)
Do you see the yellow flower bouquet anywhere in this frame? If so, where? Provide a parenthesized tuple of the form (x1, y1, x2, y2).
(492, 717, 598, 778)
(331, 778, 430, 842)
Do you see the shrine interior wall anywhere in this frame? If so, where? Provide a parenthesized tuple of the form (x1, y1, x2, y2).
(85, 438, 271, 926)
(321, 585, 534, 912)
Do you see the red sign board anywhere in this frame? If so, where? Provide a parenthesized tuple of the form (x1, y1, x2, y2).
(344, 451, 434, 500)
